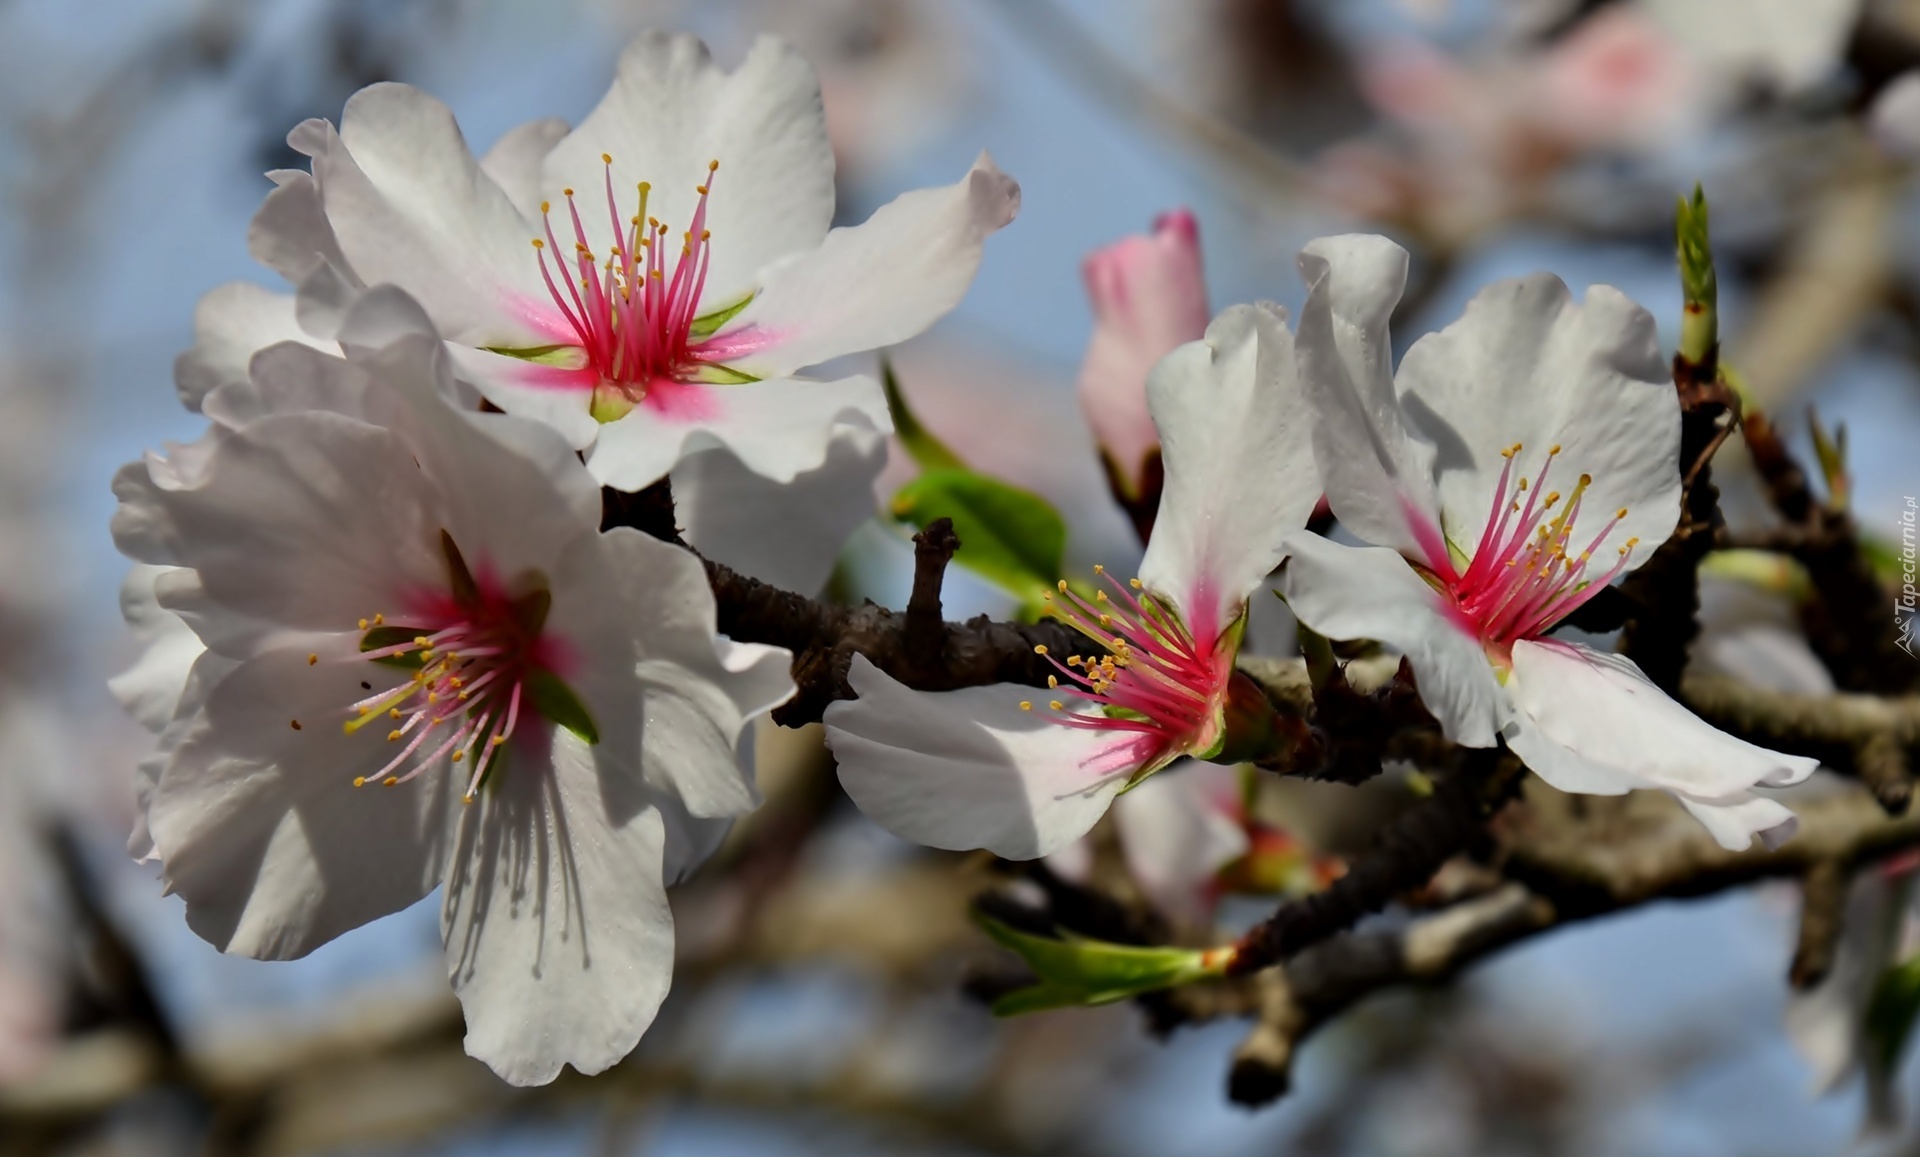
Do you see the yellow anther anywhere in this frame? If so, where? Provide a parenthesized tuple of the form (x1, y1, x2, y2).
(414, 636, 430, 647)
(708, 159, 720, 171)
(1034, 645, 1048, 655)
(531, 238, 545, 249)
(373, 614, 384, 626)
(1501, 446, 1515, 459)
(353, 777, 367, 787)
(1094, 590, 1108, 603)
(1544, 491, 1561, 507)
(1099, 614, 1112, 626)
(1549, 444, 1562, 455)
(359, 618, 369, 630)
(452, 751, 465, 763)
(458, 691, 470, 701)
(1625, 537, 1640, 548)
(540, 200, 551, 213)
(601, 152, 612, 164)
(1049, 700, 1064, 711)
(390, 708, 402, 719)
(388, 729, 402, 741)
(1047, 675, 1059, 688)
(383, 776, 399, 786)
(1093, 564, 1105, 574)
(562, 187, 574, 197)
(1129, 578, 1143, 589)
(1057, 580, 1069, 592)
(358, 706, 372, 717)
(1616, 507, 1628, 519)
(1518, 478, 1529, 491)
(695, 184, 708, 195)
(308, 653, 318, 666)
(1067, 656, 1083, 667)
(1511, 442, 1524, 454)
(1020, 700, 1032, 711)
(701, 229, 711, 240)
(490, 736, 506, 746)
(463, 794, 475, 805)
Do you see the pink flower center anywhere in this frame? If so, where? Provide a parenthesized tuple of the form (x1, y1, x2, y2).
(532, 156, 738, 421)
(1434, 442, 1640, 651)
(339, 536, 571, 804)
(1025, 567, 1228, 769)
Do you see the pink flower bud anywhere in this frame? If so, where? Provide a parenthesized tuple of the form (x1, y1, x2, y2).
(1077, 209, 1209, 497)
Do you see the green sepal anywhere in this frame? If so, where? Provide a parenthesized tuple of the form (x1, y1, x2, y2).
(1809, 407, 1850, 511)
(977, 915, 1228, 1016)
(481, 344, 588, 369)
(524, 669, 599, 745)
(890, 468, 1066, 614)
(360, 626, 427, 670)
(689, 362, 761, 385)
(689, 293, 754, 339)
(881, 358, 965, 473)
(510, 588, 551, 637)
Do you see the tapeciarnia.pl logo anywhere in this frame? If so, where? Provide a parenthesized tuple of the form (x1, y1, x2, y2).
(1901, 497, 1918, 658)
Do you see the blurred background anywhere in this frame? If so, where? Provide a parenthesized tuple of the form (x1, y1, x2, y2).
(2, 0, 1920, 1152)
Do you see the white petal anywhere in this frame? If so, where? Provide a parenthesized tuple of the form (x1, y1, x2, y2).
(248, 170, 353, 286)
(1294, 234, 1441, 560)
(722, 155, 1020, 379)
(174, 284, 327, 413)
(1505, 638, 1817, 847)
(480, 118, 569, 219)
(1675, 792, 1801, 852)
(443, 343, 601, 451)
(440, 729, 673, 1086)
(672, 426, 885, 594)
(551, 528, 793, 820)
(1112, 761, 1248, 929)
(316, 85, 546, 346)
(149, 645, 454, 959)
(1280, 533, 1507, 747)
(1138, 304, 1318, 640)
(585, 373, 889, 490)
(1394, 274, 1676, 571)
(540, 32, 835, 307)
(108, 565, 203, 731)
(826, 655, 1143, 860)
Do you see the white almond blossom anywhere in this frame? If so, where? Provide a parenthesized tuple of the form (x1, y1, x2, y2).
(250, 30, 1017, 494)
(825, 305, 1319, 859)
(109, 288, 792, 1085)
(1279, 234, 1817, 850)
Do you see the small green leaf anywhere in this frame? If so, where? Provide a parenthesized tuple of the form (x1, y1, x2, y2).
(689, 292, 754, 339)
(1809, 407, 1850, 511)
(1867, 954, 1920, 1074)
(524, 669, 599, 745)
(890, 468, 1066, 609)
(976, 915, 1228, 1016)
(882, 359, 965, 473)
(1675, 184, 1718, 364)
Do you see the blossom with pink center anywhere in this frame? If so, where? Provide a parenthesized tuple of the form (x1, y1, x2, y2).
(1278, 234, 1817, 851)
(250, 31, 1018, 494)
(110, 288, 792, 1086)
(1077, 209, 1210, 499)
(826, 305, 1320, 859)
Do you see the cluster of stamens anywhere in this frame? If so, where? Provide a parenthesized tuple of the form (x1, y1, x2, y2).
(1444, 442, 1640, 646)
(533, 155, 721, 391)
(340, 611, 528, 803)
(1019, 566, 1222, 760)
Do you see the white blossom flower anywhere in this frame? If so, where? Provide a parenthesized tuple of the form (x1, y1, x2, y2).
(258, 31, 1018, 492)
(1077, 209, 1209, 499)
(1279, 234, 1817, 850)
(825, 305, 1319, 858)
(110, 290, 792, 1085)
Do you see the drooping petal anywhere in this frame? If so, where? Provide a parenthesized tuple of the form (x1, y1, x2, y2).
(1280, 533, 1507, 747)
(311, 85, 546, 346)
(1138, 304, 1318, 640)
(1294, 234, 1441, 561)
(440, 727, 673, 1086)
(149, 644, 454, 959)
(1393, 273, 1676, 567)
(109, 565, 205, 732)
(1077, 209, 1209, 494)
(539, 32, 835, 307)
(671, 427, 885, 594)
(479, 118, 569, 220)
(585, 373, 889, 491)
(1675, 791, 1802, 851)
(174, 284, 327, 413)
(720, 155, 1020, 380)
(546, 528, 792, 820)
(1111, 761, 1248, 929)
(825, 655, 1143, 860)
(1504, 638, 1816, 849)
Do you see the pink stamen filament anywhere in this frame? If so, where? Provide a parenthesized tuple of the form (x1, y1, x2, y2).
(1030, 571, 1225, 760)
(533, 158, 723, 395)
(1443, 444, 1642, 647)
